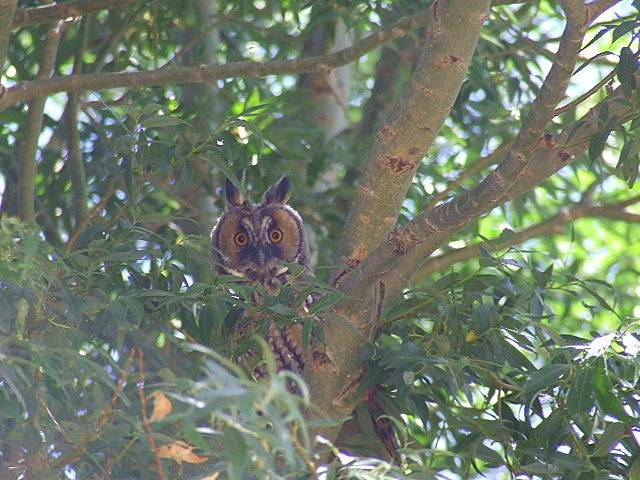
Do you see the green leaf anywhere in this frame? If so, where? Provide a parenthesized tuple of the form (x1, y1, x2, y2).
(581, 27, 612, 52)
(136, 212, 173, 224)
(567, 363, 594, 418)
(140, 114, 188, 128)
(574, 50, 614, 75)
(224, 427, 248, 480)
(120, 104, 141, 120)
(617, 133, 640, 188)
(591, 422, 626, 457)
(547, 451, 592, 472)
(612, 20, 639, 42)
(593, 357, 628, 421)
(140, 103, 163, 115)
(588, 127, 611, 160)
(217, 130, 242, 165)
(617, 46, 638, 98)
(520, 364, 570, 400)
(308, 291, 344, 315)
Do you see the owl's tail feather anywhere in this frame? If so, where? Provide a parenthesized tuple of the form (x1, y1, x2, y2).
(334, 387, 402, 463)
(365, 387, 402, 464)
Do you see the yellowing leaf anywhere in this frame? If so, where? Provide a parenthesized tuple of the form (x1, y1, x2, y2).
(147, 391, 173, 422)
(157, 440, 209, 465)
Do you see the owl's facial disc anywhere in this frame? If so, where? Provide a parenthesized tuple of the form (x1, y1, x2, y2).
(210, 177, 310, 288)
(225, 216, 288, 279)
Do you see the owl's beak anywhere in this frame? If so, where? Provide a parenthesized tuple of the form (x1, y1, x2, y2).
(255, 249, 267, 266)
(248, 247, 268, 267)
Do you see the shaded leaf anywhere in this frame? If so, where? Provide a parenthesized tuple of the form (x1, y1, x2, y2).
(591, 422, 626, 457)
(520, 364, 570, 400)
(224, 428, 248, 480)
(593, 357, 628, 421)
(141, 114, 189, 128)
(567, 363, 594, 418)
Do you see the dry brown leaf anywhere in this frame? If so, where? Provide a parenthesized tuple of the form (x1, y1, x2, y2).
(147, 391, 173, 422)
(156, 440, 209, 465)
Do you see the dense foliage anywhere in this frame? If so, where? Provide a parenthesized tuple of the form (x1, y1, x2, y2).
(1, 1, 640, 479)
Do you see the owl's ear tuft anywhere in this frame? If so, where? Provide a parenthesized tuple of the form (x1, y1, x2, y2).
(264, 176, 292, 205)
(225, 178, 246, 207)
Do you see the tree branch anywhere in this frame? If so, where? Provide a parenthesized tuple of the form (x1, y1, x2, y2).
(307, 1, 626, 445)
(12, 0, 135, 28)
(336, 0, 491, 275)
(586, 0, 624, 24)
(338, 0, 589, 307)
(343, 73, 637, 341)
(363, 73, 633, 320)
(66, 17, 91, 228)
(306, 0, 492, 440)
(17, 21, 63, 222)
(0, 0, 17, 72)
(411, 195, 640, 282)
(357, 27, 418, 138)
(0, 9, 432, 112)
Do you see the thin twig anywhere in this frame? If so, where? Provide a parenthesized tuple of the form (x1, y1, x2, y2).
(66, 16, 91, 227)
(554, 69, 616, 117)
(50, 349, 135, 469)
(68, 177, 118, 251)
(411, 194, 640, 282)
(1, 9, 433, 111)
(137, 349, 168, 480)
(13, 0, 135, 28)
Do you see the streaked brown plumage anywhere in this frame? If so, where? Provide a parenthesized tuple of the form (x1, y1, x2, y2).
(211, 176, 400, 461)
(210, 176, 312, 389)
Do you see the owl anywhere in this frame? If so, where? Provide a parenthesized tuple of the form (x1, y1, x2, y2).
(210, 176, 314, 389)
(211, 176, 400, 461)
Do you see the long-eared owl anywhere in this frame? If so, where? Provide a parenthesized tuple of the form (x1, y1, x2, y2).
(210, 176, 313, 387)
(211, 176, 400, 461)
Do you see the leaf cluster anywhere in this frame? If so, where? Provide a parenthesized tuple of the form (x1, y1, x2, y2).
(361, 250, 640, 478)
(2, 1, 640, 479)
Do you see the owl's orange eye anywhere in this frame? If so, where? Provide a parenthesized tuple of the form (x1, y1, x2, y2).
(269, 228, 283, 243)
(234, 232, 249, 246)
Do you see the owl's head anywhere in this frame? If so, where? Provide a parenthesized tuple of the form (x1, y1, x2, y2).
(210, 176, 311, 289)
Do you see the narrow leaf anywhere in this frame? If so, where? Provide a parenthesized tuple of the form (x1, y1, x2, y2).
(520, 364, 570, 399)
(224, 427, 248, 480)
(567, 364, 594, 418)
(593, 357, 627, 421)
(141, 115, 188, 128)
(308, 291, 344, 315)
(591, 422, 626, 457)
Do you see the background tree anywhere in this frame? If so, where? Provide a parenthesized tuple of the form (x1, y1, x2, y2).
(1, 0, 639, 479)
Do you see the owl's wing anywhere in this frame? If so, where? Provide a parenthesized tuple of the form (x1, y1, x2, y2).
(266, 323, 309, 394)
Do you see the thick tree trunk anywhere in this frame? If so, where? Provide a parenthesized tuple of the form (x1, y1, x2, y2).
(307, 0, 492, 452)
